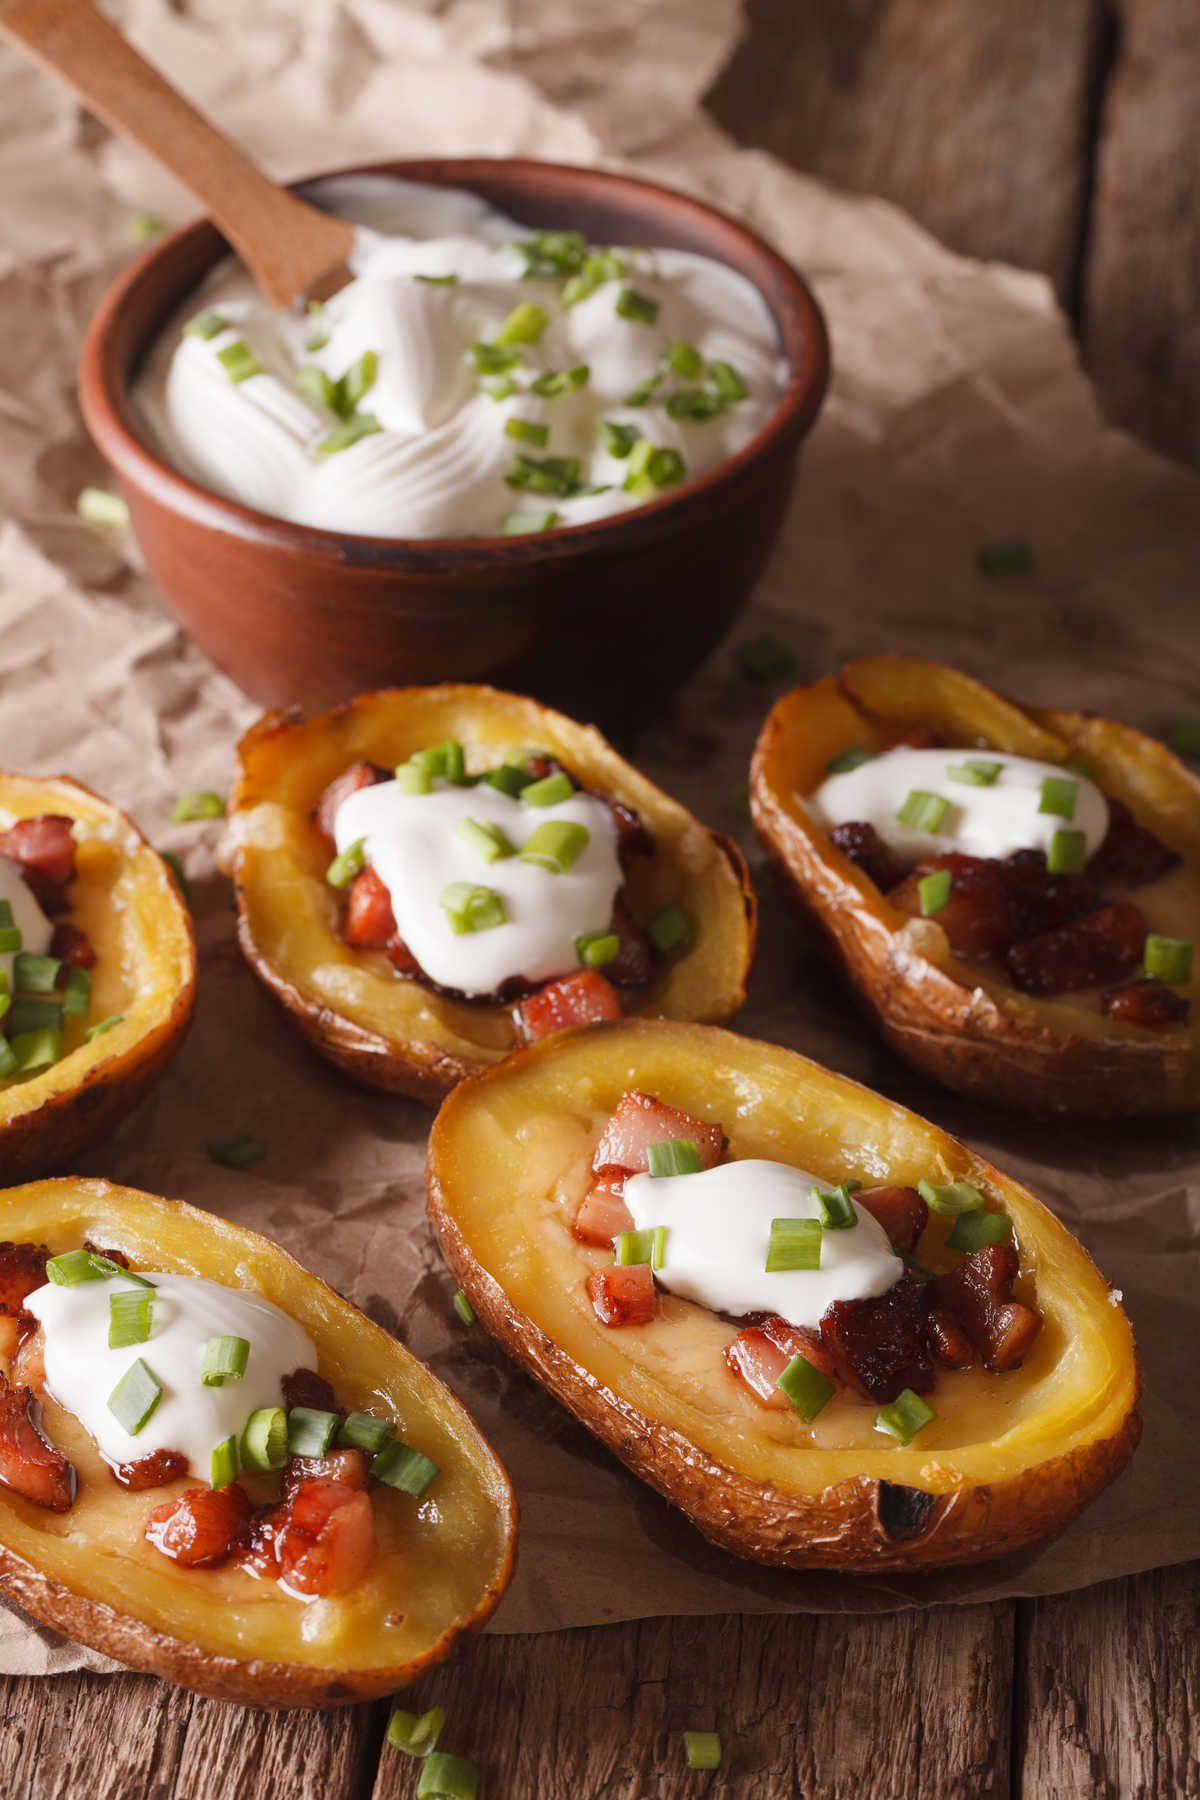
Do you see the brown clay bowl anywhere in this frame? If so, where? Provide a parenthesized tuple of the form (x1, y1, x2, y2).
(80, 157, 829, 714)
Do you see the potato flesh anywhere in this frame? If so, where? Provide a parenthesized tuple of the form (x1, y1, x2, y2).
(0, 1182, 512, 1674)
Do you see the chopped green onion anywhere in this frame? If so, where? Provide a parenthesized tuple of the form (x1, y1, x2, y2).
(648, 904, 691, 955)
(63, 966, 92, 1019)
(496, 301, 549, 346)
(13, 953, 62, 994)
(455, 818, 515, 864)
(484, 374, 518, 401)
(482, 763, 535, 798)
(947, 1210, 1013, 1252)
(665, 387, 725, 421)
(108, 1287, 153, 1349)
(622, 441, 686, 495)
(647, 1138, 702, 1178)
(159, 850, 189, 900)
(206, 1134, 267, 1169)
(521, 771, 574, 807)
(315, 413, 382, 456)
(211, 1435, 240, 1489)
(682, 1731, 722, 1772)
(9, 1027, 62, 1073)
(614, 1228, 656, 1267)
(440, 882, 507, 934)
(338, 1411, 396, 1454)
(709, 361, 748, 402)
(811, 1182, 859, 1230)
(184, 309, 229, 341)
(296, 364, 339, 412)
(1167, 719, 1200, 759)
(897, 790, 950, 833)
(107, 1358, 163, 1436)
(1039, 776, 1078, 820)
(171, 790, 225, 823)
(326, 838, 366, 888)
(416, 1752, 478, 1800)
(45, 1248, 107, 1286)
(1062, 759, 1092, 779)
(201, 1334, 250, 1386)
(531, 364, 589, 398)
(730, 782, 751, 822)
(947, 759, 1003, 787)
(85, 1013, 124, 1042)
(394, 762, 433, 795)
(666, 339, 704, 379)
(287, 1406, 338, 1458)
(917, 1178, 986, 1217)
(414, 273, 458, 286)
(624, 370, 663, 406)
(824, 747, 873, 776)
(372, 1441, 440, 1497)
(615, 286, 659, 325)
(519, 820, 590, 874)
(1046, 827, 1087, 875)
(978, 539, 1034, 578)
(339, 352, 378, 411)
(8, 995, 62, 1036)
(503, 510, 560, 534)
(777, 1353, 835, 1422)
(0, 1038, 17, 1079)
(514, 229, 590, 279)
(76, 487, 130, 527)
(504, 417, 550, 447)
(918, 869, 953, 917)
(1144, 934, 1193, 984)
(0, 900, 20, 954)
(875, 1388, 936, 1445)
(306, 329, 330, 352)
(241, 1407, 289, 1472)
(387, 1705, 446, 1757)
(453, 1289, 476, 1327)
(470, 341, 521, 373)
(765, 1216, 822, 1273)
(576, 929, 620, 968)
(737, 635, 797, 684)
(216, 340, 262, 384)
(506, 453, 582, 498)
(128, 212, 167, 242)
(599, 420, 640, 458)
(411, 740, 467, 785)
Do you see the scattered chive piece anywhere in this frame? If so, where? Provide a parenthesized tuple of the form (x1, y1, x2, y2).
(504, 416, 550, 447)
(13, 953, 62, 994)
(648, 904, 691, 955)
(496, 301, 549, 346)
(372, 1442, 440, 1497)
(978, 538, 1034, 578)
(414, 273, 458, 286)
(326, 838, 366, 889)
(513, 229, 589, 280)
(394, 761, 433, 795)
(248, 1410, 302, 1483)
(287, 1407, 338, 1458)
(10, 1026, 62, 1072)
(45, 1248, 108, 1286)
(624, 370, 663, 407)
(305, 329, 330, 352)
(455, 818, 515, 864)
(709, 361, 748, 402)
(519, 820, 590, 874)
(917, 1178, 986, 1217)
(0, 900, 21, 953)
(646, 1138, 702, 1179)
(737, 635, 797, 683)
(777, 1353, 834, 1421)
(665, 387, 725, 421)
(730, 782, 751, 822)
(184, 309, 229, 341)
(439, 882, 507, 934)
(344, 350, 378, 406)
(484, 373, 518, 401)
(666, 339, 704, 379)
(76, 486, 130, 527)
(615, 286, 660, 325)
(63, 965, 92, 1019)
(171, 790, 224, 823)
(159, 850, 189, 899)
(200, 1334, 250, 1386)
(531, 364, 589, 398)
(107, 1358, 163, 1436)
(651, 1225, 668, 1271)
(412, 740, 467, 785)
(600, 420, 640, 458)
(92, 1254, 153, 1288)
(296, 364, 338, 412)
(206, 1134, 267, 1169)
(338, 1411, 396, 1455)
(506, 452, 582, 497)
(615, 1227, 657, 1267)
(8, 995, 62, 1036)
(387, 1705, 446, 1757)
(453, 1289, 476, 1328)
(576, 929, 620, 968)
(765, 1216, 822, 1273)
(416, 1752, 478, 1800)
(521, 771, 574, 807)
(621, 440, 685, 495)
(315, 413, 382, 456)
(896, 789, 950, 833)
(216, 340, 262, 384)
(1144, 934, 1193, 984)
(875, 1388, 936, 1445)
(503, 511, 560, 535)
(0, 1038, 17, 1079)
(918, 868, 953, 917)
(85, 1013, 124, 1043)
(128, 212, 167, 242)
(824, 747, 874, 776)
(1046, 827, 1087, 874)
(682, 1731, 722, 1772)
(211, 1435, 239, 1489)
(1039, 775, 1078, 820)
(1167, 719, 1200, 759)
(947, 759, 1003, 786)
(483, 763, 534, 797)
(948, 1210, 1013, 1252)
(108, 1288, 153, 1349)
(470, 341, 521, 373)
(0, 971, 8, 1021)
(811, 1182, 859, 1230)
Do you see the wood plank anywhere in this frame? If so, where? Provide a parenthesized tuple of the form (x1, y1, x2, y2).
(1017, 1563, 1200, 1797)
(371, 1606, 1015, 1799)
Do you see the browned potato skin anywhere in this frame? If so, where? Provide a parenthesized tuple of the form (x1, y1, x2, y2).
(228, 686, 757, 1104)
(0, 775, 195, 1180)
(427, 1019, 1140, 1572)
(750, 656, 1200, 1118)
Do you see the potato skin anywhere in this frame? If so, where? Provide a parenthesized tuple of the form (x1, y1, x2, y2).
(0, 775, 195, 1180)
(427, 1019, 1141, 1572)
(749, 657, 1200, 1119)
(228, 686, 757, 1103)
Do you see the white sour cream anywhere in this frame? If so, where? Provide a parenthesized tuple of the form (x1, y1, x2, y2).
(335, 776, 622, 995)
(133, 177, 785, 539)
(623, 1160, 902, 1329)
(811, 748, 1109, 867)
(25, 1273, 316, 1481)
(0, 860, 53, 995)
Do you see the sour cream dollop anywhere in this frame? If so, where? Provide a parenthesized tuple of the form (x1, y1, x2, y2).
(25, 1273, 316, 1480)
(335, 776, 622, 995)
(623, 1160, 902, 1329)
(811, 748, 1109, 866)
(0, 859, 53, 995)
(133, 177, 786, 539)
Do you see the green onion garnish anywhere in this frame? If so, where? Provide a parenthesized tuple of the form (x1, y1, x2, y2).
(519, 820, 590, 874)
(414, 273, 458, 286)
(0, 900, 20, 954)
(624, 370, 663, 407)
(371, 1441, 440, 1497)
(241, 1406, 288, 1471)
(8, 1025, 60, 1071)
(947, 1210, 1013, 1252)
(471, 341, 521, 374)
(340, 352, 378, 411)
(1046, 827, 1087, 874)
(737, 635, 797, 684)
(453, 1289, 476, 1327)
(128, 212, 166, 242)
(496, 301, 549, 346)
(416, 1752, 478, 1800)
(531, 365, 589, 398)
(0, 971, 9, 1022)
(730, 782, 751, 821)
(811, 1182, 859, 1230)
(521, 771, 574, 807)
(482, 763, 535, 797)
(1143, 934, 1193, 984)
(776, 1353, 834, 1421)
(503, 511, 560, 534)
(387, 1705, 446, 1757)
(205, 1134, 267, 1169)
(917, 1178, 985, 1217)
(513, 229, 590, 279)
(45, 1248, 107, 1285)
(1168, 719, 1200, 759)
(978, 539, 1034, 578)
(171, 790, 225, 823)
(1039, 776, 1078, 820)
(63, 966, 92, 1019)
(0, 1038, 18, 1079)
(504, 417, 550, 447)
(918, 869, 952, 917)
(506, 453, 583, 497)
(576, 929, 619, 968)
(947, 759, 1002, 786)
(326, 838, 366, 889)
(822, 747, 872, 776)
(13, 953, 61, 994)
(211, 1435, 240, 1489)
(108, 1288, 153, 1349)
(297, 364, 338, 413)
(484, 374, 518, 401)
(184, 309, 229, 341)
(615, 286, 659, 325)
(76, 487, 130, 528)
(338, 1411, 396, 1454)
(875, 1388, 936, 1445)
(665, 387, 724, 421)
(666, 340, 703, 379)
(765, 1216, 822, 1272)
(411, 740, 468, 785)
(394, 762, 433, 794)
(439, 882, 507, 934)
(682, 1731, 722, 1772)
(622, 440, 686, 495)
(85, 1013, 124, 1042)
(896, 790, 950, 833)
(315, 413, 382, 456)
(287, 1406, 338, 1458)
(599, 420, 640, 458)
(216, 340, 262, 384)
(709, 361, 748, 402)
(107, 1358, 163, 1436)
(648, 904, 691, 955)
(201, 1334, 250, 1386)
(614, 1227, 657, 1267)
(646, 1138, 701, 1178)
(455, 818, 515, 864)
(8, 996, 62, 1036)
(306, 329, 330, 352)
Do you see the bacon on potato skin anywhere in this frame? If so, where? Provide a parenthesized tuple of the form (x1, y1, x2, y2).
(854, 1186, 928, 1255)
(830, 821, 905, 893)
(342, 866, 395, 950)
(0, 816, 76, 911)
(586, 1263, 656, 1327)
(1006, 902, 1146, 997)
(282, 1448, 369, 1500)
(1001, 849, 1099, 940)
(1087, 798, 1180, 889)
(244, 1476, 376, 1597)
(819, 1278, 934, 1403)
(111, 1448, 189, 1491)
(517, 970, 623, 1043)
(0, 1241, 50, 1360)
(888, 854, 1012, 961)
(592, 1091, 725, 1175)
(926, 1309, 976, 1370)
(603, 894, 654, 987)
(48, 921, 97, 970)
(573, 1171, 634, 1247)
(145, 1482, 253, 1568)
(0, 1374, 75, 1512)
(281, 1367, 337, 1414)
(725, 1317, 841, 1410)
(929, 1244, 1041, 1372)
(313, 760, 388, 849)
(1102, 978, 1190, 1030)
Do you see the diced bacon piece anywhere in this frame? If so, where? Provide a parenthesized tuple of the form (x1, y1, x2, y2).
(145, 1483, 253, 1568)
(573, 1172, 634, 1246)
(926, 1310, 976, 1370)
(1006, 903, 1146, 997)
(386, 934, 422, 978)
(586, 1263, 656, 1327)
(313, 760, 388, 847)
(0, 1374, 74, 1512)
(855, 1186, 928, 1255)
(725, 1317, 839, 1409)
(0, 1242, 49, 1360)
(0, 816, 76, 910)
(1002, 849, 1099, 939)
(1102, 979, 1190, 1029)
(929, 1245, 1041, 1372)
(888, 854, 1011, 960)
(830, 821, 904, 892)
(112, 1448, 189, 1490)
(270, 1480, 376, 1597)
(893, 727, 940, 749)
(592, 1090, 725, 1175)
(49, 922, 96, 969)
(281, 1368, 337, 1414)
(517, 970, 623, 1042)
(343, 866, 395, 949)
(282, 1448, 369, 1500)
(604, 893, 654, 987)
(603, 797, 655, 872)
(820, 1278, 933, 1403)
(1087, 798, 1180, 888)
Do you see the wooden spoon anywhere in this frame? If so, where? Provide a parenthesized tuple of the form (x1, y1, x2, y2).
(0, 0, 356, 306)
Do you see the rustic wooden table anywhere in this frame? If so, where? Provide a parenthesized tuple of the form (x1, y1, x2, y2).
(3, 6, 1199, 1796)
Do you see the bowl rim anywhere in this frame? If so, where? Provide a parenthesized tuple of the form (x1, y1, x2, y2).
(79, 155, 830, 570)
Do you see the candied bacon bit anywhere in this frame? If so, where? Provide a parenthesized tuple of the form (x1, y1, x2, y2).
(926, 1309, 976, 1370)
(246, 1478, 376, 1597)
(573, 1172, 634, 1247)
(929, 1245, 1041, 1372)
(313, 760, 388, 847)
(1002, 849, 1099, 940)
(0, 816, 76, 911)
(0, 1241, 49, 1320)
(604, 893, 654, 987)
(145, 1482, 253, 1568)
(604, 797, 655, 872)
(587, 1264, 656, 1327)
(282, 1448, 369, 1500)
(855, 1186, 928, 1255)
(830, 821, 905, 893)
(820, 1278, 933, 1403)
(111, 1448, 189, 1490)
(1102, 978, 1190, 1029)
(888, 854, 1011, 960)
(342, 866, 395, 949)
(386, 934, 422, 978)
(1006, 902, 1146, 997)
(281, 1367, 337, 1414)
(1087, 798, 1180, 889)
(592, 1091, 725, 1175)
(0, 1374, 75, 1512)
(82, 1240, 130, 1268)
(49, 921, 96, 970)
(517, 970, 623, 1042)
(726, 1317, 841, 1409)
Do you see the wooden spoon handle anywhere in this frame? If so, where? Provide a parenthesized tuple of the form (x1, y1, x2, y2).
(0, 0, 356, 305)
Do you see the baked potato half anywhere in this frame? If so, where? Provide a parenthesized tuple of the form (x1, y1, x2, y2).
(427, 1018, 1139, 1571)
(0, 774, 194, 1179)
(750, 656, 1200, 1117)
(0, 1178, 516, 1707)
(227, 686, 755, 1102)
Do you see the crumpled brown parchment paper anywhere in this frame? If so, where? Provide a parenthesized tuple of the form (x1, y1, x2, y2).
(0, 0, 1198, 1678)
